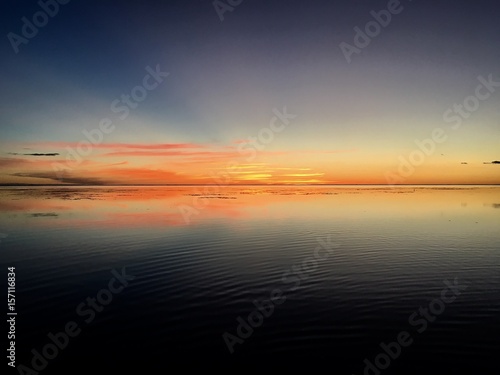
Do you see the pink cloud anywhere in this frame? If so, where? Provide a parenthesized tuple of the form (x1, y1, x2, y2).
(19, 142, 206, 150)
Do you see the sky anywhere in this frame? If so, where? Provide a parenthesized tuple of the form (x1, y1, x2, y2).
(0, 0, 499, 185)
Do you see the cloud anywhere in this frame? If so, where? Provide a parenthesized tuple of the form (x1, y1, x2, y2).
(0, 157, 84, 170)
(105, 143, 205, 150)
(8, 153, 60, 156)
(281, 173, 325, 177)
(0, 157, 31, 167)
(9, 165, 191, 185)
(103, 150, 230, 157)
(21, 142, 205, 150)
(10, 172, 111, 185)
(26, 153, 60, 156)
(103, 148, 355, 158)
(30, 213, 59, 217)
(483, 161, 500, 164)
(101, 161, 129, 167)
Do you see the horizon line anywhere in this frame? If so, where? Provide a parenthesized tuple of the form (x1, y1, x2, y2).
(1, 183, 499, 187)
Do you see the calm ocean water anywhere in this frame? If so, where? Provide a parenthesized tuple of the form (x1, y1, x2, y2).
(1, 186, 499, 373)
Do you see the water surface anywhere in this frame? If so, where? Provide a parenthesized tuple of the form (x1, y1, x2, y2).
(1, 186, 499, 373)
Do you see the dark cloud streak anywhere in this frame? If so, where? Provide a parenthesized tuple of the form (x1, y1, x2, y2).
(10, 172, 112, 186)
(8, 153, 60, 156)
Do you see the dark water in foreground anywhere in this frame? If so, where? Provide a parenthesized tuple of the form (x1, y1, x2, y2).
(1, 186, 499, 373)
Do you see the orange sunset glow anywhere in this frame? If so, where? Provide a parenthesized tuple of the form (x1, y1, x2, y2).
(1, 139, 499, 186)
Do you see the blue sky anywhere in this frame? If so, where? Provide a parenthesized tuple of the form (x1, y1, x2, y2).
(0, 0, 499, 184)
